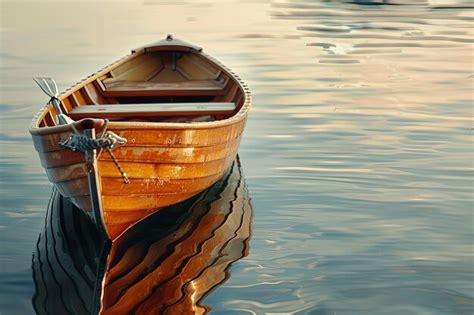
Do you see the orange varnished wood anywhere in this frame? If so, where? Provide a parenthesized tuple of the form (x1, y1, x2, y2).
(39, 130, 240, 166)
(58, 171, 225, 200)
(102, 192, 201, 211)
(68, 93, 80, 108)
(101, 138, 241, 164)
(101, 155, 235, 239)
(32, 118, 246, 153)
(61, 98, 74, 112)
(45, 155, 234, 184)
(29, 37, 251, 240)
(73, 90, 88, 107)
(44, 111, 55, 127)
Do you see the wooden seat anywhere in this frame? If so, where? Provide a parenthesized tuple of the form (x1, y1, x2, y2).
(101, 79, 227, 97)
(67, 102, 236, 119)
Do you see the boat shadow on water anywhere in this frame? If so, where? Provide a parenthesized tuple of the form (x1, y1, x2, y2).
(32, 157, 252, 314)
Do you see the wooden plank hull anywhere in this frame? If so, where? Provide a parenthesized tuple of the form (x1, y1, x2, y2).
(32, 158, 252, 314)
(33, 122, 245, 239)
(29, 37, 251, 240)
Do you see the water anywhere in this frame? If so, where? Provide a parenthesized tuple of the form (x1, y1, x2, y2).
(1, 0, 473, 314)
(31, 159, 252, 314)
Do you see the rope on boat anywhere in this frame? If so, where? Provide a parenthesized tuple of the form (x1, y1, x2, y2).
(60, 133, 117, 151)
(60, 120, 130, 184)
(105, 148, 130, 184)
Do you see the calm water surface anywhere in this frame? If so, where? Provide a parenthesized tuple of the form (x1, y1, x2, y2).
(1, 0, 473, 314)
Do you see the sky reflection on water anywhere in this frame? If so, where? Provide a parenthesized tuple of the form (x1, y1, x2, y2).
(1, 0, 473, 314)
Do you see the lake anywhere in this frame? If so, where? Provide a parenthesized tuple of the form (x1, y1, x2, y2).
(0, 0, 473, 314)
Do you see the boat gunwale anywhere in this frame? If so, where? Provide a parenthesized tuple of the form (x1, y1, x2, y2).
(29, 46, 251, 136)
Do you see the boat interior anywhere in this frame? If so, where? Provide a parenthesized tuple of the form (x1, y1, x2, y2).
(38, 50, 245, 127)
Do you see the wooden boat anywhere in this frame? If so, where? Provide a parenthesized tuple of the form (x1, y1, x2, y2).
(29, 35, 251, 240)
(32, 158, 252, 314)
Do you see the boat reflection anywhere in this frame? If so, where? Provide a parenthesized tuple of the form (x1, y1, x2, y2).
(32, 158, 252, 314)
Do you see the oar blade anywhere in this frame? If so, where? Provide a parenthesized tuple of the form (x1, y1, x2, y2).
(33, 77, 58, 98)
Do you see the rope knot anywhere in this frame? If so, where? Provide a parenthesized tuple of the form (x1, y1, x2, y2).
(59, 132, 126, 152)
(59, 124, 129, 184)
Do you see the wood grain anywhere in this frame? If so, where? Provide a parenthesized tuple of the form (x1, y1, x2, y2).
(29, 37, 251, 240)
(68, 102, 235, 119)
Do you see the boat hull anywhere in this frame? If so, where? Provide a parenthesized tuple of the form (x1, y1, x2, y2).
(32, 118, 246, 239)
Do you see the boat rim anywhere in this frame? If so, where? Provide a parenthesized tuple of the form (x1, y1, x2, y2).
(29, 46, 251, 135)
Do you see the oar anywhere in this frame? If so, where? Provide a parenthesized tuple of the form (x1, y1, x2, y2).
(33, 77, 74, 125)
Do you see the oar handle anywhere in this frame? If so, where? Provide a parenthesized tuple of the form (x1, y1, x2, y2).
(50, 97, 62, 112)
(49, 97, 69, 124)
